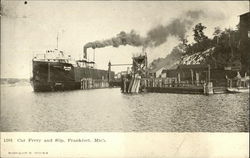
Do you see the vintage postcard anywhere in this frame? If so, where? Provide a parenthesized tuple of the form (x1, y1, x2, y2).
(1, 0, 249, 157)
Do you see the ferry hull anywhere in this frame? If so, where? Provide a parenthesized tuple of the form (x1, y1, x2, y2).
(31, 80, 81, 92)
(31, 60, 114, 92)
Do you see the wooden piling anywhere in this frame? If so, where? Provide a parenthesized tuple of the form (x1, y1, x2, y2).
(203, 82, 213, 95)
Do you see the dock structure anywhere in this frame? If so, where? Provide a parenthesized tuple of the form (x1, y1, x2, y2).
(121, 53, 148, 93)
(140, 77, 211, 94)
(120, 53, 250, 95)
(121, 56, 215, 94)
(80, 78, 109, 89)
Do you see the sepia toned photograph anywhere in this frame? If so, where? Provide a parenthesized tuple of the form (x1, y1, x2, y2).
(1, 0, 249, 134)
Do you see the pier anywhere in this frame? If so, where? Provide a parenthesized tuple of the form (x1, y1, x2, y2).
(119, 54, 249, 95)
(80, 78, 109, 89)
(122, 77, 213, 95)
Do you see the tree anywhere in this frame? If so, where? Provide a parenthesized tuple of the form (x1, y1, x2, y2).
(193, 23, 208, 43)
(213, 27, 222, 36)
(213, 27, 222, 45)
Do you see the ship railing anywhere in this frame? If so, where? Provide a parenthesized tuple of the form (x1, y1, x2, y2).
(33, 53, 74, 63)
(33, 49, 72, 61)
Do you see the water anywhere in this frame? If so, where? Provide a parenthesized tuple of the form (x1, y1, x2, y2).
(1, 84, 249, 132)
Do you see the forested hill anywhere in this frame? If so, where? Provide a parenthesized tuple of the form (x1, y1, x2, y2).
(149, 23, 249, 72)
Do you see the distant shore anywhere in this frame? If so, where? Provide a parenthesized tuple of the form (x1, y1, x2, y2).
(0, 78, 30, 86)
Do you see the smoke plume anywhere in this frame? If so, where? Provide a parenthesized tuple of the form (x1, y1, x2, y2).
(83, 30, 144, 58)
(83, 10, 205, 58)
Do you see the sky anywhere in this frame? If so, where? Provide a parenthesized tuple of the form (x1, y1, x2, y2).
(1, 1, 249, 78)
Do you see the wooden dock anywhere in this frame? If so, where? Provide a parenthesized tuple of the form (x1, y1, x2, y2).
(80, 78, 109, 89)
(141, 78, 208, 94)
(145, 86, 204, 94)
(122, 77, 216, 95)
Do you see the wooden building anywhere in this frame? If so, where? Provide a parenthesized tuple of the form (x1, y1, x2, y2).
(161, 64, 209, 86)
(161, 64, 250, 87)
(239, 12, 250, 71)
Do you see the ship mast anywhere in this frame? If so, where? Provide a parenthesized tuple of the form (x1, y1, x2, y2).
(93, 49, 95, 62)
(56, 32, 59, 49)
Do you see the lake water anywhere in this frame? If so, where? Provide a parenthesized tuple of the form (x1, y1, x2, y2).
(1, 84, 249, 132)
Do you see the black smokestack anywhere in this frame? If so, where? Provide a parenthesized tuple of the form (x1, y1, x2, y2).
(83, 10, 204, 59)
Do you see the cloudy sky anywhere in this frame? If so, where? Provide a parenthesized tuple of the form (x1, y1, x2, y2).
(1, 1, 249, 78)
